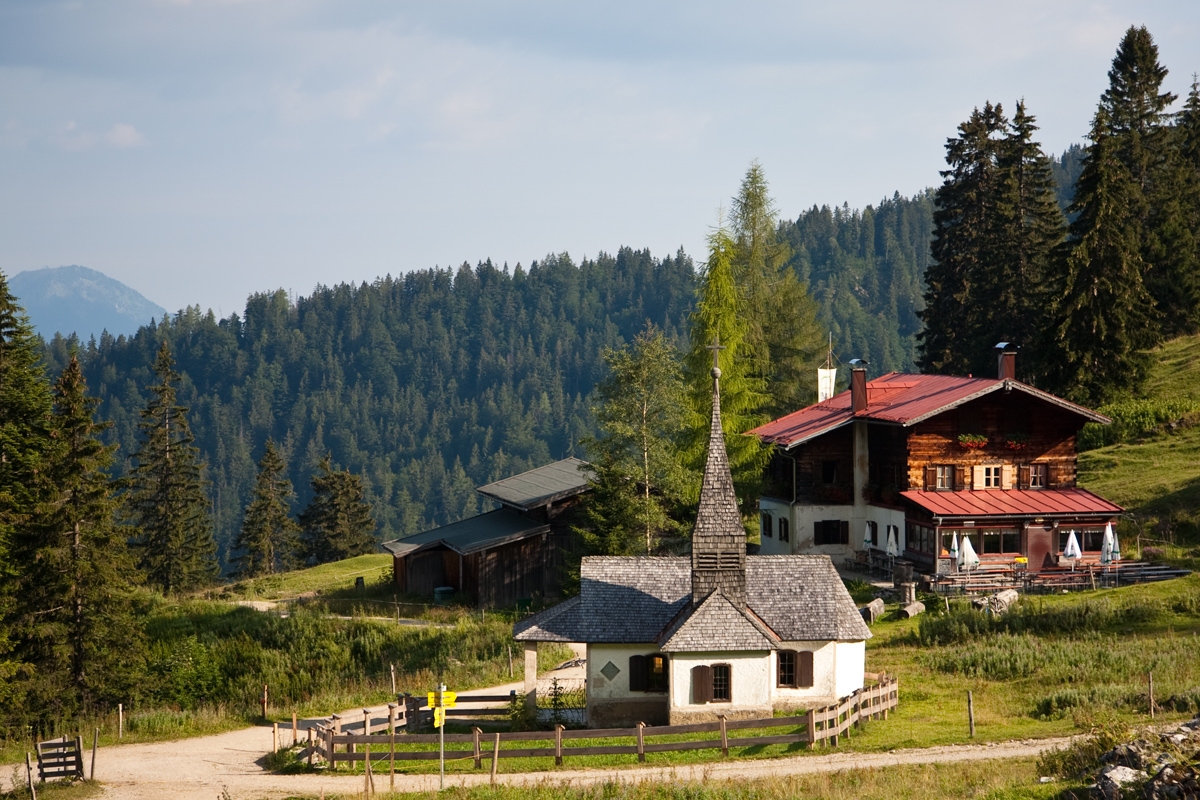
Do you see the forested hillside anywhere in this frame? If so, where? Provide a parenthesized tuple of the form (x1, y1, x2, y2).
(44, 250, 696, 563)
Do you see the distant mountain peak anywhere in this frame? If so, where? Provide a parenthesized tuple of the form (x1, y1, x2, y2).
(10, 265, 166, 341)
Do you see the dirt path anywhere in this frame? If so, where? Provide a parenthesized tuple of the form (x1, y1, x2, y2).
(1, 645, 1072, 800)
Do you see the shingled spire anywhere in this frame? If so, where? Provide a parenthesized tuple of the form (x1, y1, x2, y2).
(690, 338, 747, 608)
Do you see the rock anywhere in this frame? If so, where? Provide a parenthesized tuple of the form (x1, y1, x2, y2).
(899, 601, 925, 619)
(1093, 765, 1146, 800)
(860, 598, 886, 624)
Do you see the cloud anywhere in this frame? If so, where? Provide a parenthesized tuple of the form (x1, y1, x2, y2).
(105, 122, 145, 147)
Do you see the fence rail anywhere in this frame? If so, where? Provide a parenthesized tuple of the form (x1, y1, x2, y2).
(303, 676, 898, 770)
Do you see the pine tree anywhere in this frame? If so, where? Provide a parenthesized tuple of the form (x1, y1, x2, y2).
(1149, 76, 1200, 335)
(1042, 108, 1160, 405)
(919, 103, 1009, 375)
(686, 226, 771, 515)
(128, 342, 218, 593)
(11, 355, 144, 719)
(729, 162, 825, 417)
(0, 271, 53, 710)
(581, 325, 690, 554)
(299, 454, 376, 564)
(232, 439, 300, 577)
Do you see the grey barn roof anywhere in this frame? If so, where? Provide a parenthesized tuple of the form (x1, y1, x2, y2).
(475, 457, 593, 511)
(513, 554, 871, 647)
(381, 508, 548, 558)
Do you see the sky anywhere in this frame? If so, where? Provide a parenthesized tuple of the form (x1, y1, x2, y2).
(2, 2, 1199, 319)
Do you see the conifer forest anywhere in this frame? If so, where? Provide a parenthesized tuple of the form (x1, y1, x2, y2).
(2, 24, 1199, 727)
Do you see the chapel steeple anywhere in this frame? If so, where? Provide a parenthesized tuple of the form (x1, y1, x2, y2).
(690, 338, 747, 608)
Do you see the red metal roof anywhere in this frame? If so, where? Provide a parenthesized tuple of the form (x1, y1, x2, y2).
(749, 372, 1109, 448)
(900, 488, 1123, 518)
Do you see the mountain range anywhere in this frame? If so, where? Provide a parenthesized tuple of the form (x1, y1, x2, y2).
(10, 265, 166, 342)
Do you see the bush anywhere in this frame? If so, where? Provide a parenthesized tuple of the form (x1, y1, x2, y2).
(1078, 396, 1200, 450)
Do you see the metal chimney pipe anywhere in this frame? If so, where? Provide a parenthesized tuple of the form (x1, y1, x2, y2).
(851, 367, 867, 413)
(995, 343, 1017, 381)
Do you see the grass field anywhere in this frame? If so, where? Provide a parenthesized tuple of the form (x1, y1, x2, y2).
(216, 553, 394, 601)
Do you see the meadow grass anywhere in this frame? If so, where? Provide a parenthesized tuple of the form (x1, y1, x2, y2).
(215, 553, 394, 601)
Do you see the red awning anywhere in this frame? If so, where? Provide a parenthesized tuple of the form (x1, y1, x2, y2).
(901, 488, 1123, 518)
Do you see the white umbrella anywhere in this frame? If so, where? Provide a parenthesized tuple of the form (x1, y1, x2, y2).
(950, 533, 960, 567)
(865, 522, 874, 548)
(1063, 530, 1082, 562)
(1101, 525, 1114, 565)
(1111, 525, 1121, 562)
(885, 526, 899, 557)
(959, 536, 980, 571)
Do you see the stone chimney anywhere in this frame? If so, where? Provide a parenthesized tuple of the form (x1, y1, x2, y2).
(996, 343, 1017, 381)
(850, 360, 868, 413)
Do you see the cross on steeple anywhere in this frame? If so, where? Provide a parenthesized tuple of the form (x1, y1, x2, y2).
(706, 335, 727, 373)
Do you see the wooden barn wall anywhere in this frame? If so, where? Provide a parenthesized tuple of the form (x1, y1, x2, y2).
(776, 426, 855, 503)
(904, 395, 1081, 490)
(478, 535, 547, 608)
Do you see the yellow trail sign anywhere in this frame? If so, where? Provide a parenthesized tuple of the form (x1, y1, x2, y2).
(433, 707, 445, 728)
(427, 691, 457, 708)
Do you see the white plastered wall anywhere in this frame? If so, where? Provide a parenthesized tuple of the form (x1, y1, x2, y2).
(758, 500, 906, 557)
(834, 641, 866, 698)
(769, 640, 838, 703)
(587, 643, 665, 699)
(668, 651, 772, 711)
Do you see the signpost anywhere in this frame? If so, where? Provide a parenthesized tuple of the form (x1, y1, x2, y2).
(429, 685, 457, 790)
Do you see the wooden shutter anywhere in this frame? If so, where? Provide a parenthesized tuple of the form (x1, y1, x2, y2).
(924, 465, 937, 491)
(1018, 464, 1031, 488)
(629, 655, 648, 692)
(953, 466, 964, 491)
(972, 465, 985, 490)
(691, 665, 713, 704)
(839, 520, 850, 545)
(1001, 464, 1014, 490)
(799, 651, 814, 688)
(1047, 463, 1059, 488)
(814, 521, 821, 545)
(762, 514, 773, 538)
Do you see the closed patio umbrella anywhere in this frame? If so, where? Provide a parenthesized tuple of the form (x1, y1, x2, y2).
(885, 526, 899, 557)
(1108, 523, 1121, 562)
(1101, 525, 1114, 565)
(950, 533, 960, 570)
(865, 521, 874, 548)
(959, 535, 980, 571)
(1063, 530, 1082, 569)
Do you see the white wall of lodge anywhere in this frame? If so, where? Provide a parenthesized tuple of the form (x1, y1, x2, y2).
(668, 650, 772, 711)
(758, 498, 906, 558)
(834, 641, 866, 698)
(587, 643, 665, 699)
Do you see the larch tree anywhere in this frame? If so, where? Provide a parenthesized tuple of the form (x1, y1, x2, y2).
(299, 454, 376, 564)
(580, 324, 690, 555)
(11, 355, 144, 720)
(729, 161, 825, 417)
(128, 342, 218, 593)
(685, 225, 771, 517)
(232, 439, 300, 577)
(1043, 108, 1160, 406)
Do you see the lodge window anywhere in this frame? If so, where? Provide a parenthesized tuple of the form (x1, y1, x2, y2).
(691, 663, 732, 704)
(777, 650, 814, 688)
(1059, 527, 1105, 552)
(909, 522, 935, 554)
(814, 519, 849, 546)
(762, 512, 773, 538)
(980, 528, 1021, 554)
(1029, 463, 1047, 489)
(821, 460, 838, 484)
(936, 465, 955, 490)
(778, 518, 790, 542)
(983, 466, 1001, 488)
(629, 654, 669, 692)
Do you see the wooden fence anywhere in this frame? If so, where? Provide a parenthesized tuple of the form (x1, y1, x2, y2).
(303, 676, 898, 770)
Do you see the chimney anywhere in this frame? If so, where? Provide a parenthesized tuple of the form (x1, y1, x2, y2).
(849, 359, 868, 413)
(995, 343, 1017, 381)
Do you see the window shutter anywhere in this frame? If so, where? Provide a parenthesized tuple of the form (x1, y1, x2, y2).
(972, 465, 985, 490)
(924, 465, 937, 491)
(1019, 464, 1031, 488)
(692, 665, 713, 704)
(629, 655, 648, 692)
(814, 521, 821, 544)
(799, 651, 814, 688)
(953, 466, 964, 491)
(839, 520, 850, 545)
(1001, 464, 1014, 490)
(1047, 463, 1058, 488)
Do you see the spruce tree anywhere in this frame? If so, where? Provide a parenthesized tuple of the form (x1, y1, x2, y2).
(128, 342, 218, 593)
(0, 272, 53, 710)
(11, 355, 144, 719)
(232, 439, 300, 577)
(729, 162, 825, 417)
(581, 325, 690, 555)
(1043, 108, 1160, 405)
(919, 103, 1009, 375)
(299, 454, 376, 564)
(685, 225, 771, 515)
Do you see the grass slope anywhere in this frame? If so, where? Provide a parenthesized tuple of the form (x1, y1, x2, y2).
(217, 553, 394, 601)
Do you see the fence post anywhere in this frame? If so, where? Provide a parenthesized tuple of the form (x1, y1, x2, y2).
(307, 728, 314, 767)
(491, 732, 500, 784)
(388, 703, 397, 786)
(332, 715, 342, 771)
(26, 752, 37, 800)
(272, 723, 279, 753)
(473, 727, 482, 769)
(1150, 672, 1156, 719)
(292, 712, 298, 747)
(719, 715, 728, 757)
(73, 735, 84, 779)
(967, 690, 976, 738)
(118, 703, 123, 740)
(636, 722, 645, 763)
(390, 663, 396, 695)
(554, 724, 564, 766)
(260, 684, 268, 721)
(806, 709, 816, 750)
(91, 728, 98, 780)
